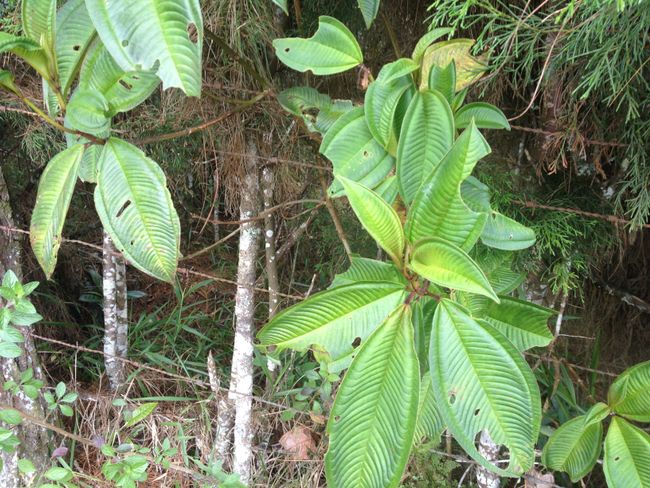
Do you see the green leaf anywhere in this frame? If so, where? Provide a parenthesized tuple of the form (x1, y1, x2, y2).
(374, 175, 399, 204)
(85, 0, 203, 96)
(64, 89, 111, 137)
(125, 402, 158, 426)
(405, 121, 490, 249)
(22, 0, 56, 50)
(59, 404, 73, 417)
(54, 0, 96, 98)
(0, 342, 22, 359)
(584, 402, 610, 425)
(257, 282, 408, 358)
(608, 360, 650, 422)
(18, 458, 36, 474)
(79, 43, 160, 115)
(0, 32, 51, 80)
(481, 296, 554, 351)
(277, 86, 352, 134)
(604, 417, 650, 488)
(320, 107, 394, 197)
(414, 374, 445, 444)
(44, 467, 73, 482)
(420, 39, 487, 91)
(30, 145, 84, 278)
(325, 306, 418, 488)
(338, 177, 405, 263)
(429, 300, 541, 475)
(0, 69, 18, 94)
(428, 61, 456, 103)
(455, 102, 510, 130)
(0, 409, 22, 425)
(330, 257, 407, 288)
(481, 212, 536, 251)
(365, 59, 417, 150)
(55, 381, 66, 399)
(396, 90, 454, 204)
(409, 238, 498, 301)
(273, 16, 362, 75)
(461, 176, 491, 213)
(541, 415, 603, 482)
(358, 0, 380, 28)
(411, 28, 453, 65)
(94, 138, 181, 282)
(272, 0, 288, 15)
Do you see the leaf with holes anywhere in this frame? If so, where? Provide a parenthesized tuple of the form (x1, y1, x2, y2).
(321, 107, 394, 197)
(604, 417, 650, 488)
(405, 121, 490, 249)
(330, 257, 407, 288)
(481, 212, 536, 251)
(54, 0, 96, 99)
(396, 90, 454, 204)
(608, 360, 650, 422)
(325, 306, 418, 488)
(365, 58, 417, 151)
(541, 414, 603, 482)
(358, 0, 380, 28)
(79, 43, 159, 115)
(85, 0, 203, 96)
(429, 300, 541, 476)
(94, 138, 180, 282)
(257, 282, 408, 359)
(415, 374, 445, 444)
(420, 39, 487, 91)
(22, 0, 56, 51)
(30, 145, 84, 278)
(338, 177, 405, 263)
(455, 102, 510, 130)
(409, 238, 498, 301)
(274, 16, 362, 75)
(481, 297, 554, 351)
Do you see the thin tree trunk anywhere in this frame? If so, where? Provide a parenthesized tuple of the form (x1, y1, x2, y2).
(217, 142, 261, 483)
(0, 167, 49, 486)
(476, 431, 500, 488)
(262, 167, 279, 381)
(102, 232, 128, 391)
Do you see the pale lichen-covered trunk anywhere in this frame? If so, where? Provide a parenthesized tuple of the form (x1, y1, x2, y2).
(0, 168, 49, 486)
(102, 232, 129, 391)
(476, 431, 500, 488)
(223, 142, 261, 483)
(262, 167, 279, 379)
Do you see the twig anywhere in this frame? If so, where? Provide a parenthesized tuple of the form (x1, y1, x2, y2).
(320, 176, 352, 261)
(513, 200, 650, 228)
(510, 124, 627, 148)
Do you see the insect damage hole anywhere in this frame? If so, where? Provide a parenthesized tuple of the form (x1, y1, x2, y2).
(72, 45, 81, 51)
(121, 39, 129, 47)
(116, 200, 131, 218)
(119, 79, 133, 91)
(187, 22, 198, 43)
(449, 393, 456, 405)
(351, 337, 361, 347)
(474, 408, 480, 416)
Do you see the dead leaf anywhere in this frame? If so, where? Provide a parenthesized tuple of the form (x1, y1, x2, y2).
(279, 426, 315, 460)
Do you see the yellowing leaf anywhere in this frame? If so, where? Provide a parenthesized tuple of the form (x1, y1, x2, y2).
(420, 39, 487, 91)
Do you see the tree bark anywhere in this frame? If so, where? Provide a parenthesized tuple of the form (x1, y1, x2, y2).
(0, 167, 49, 486)
(102, 232, 128, 391)
(476, 431, 500, 488)
(262, 167, 279, 380)
(217, 142, 261, 483)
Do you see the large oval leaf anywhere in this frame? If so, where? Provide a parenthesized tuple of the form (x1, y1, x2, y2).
(30, 145, 84, 278)
(604, 417, 650, 488)
(420, 39, 487, 91)
(481, 212, 536, 251)
(409, 238, 498, 301)
(338, 177, 405, 263)
(79, 42, 159, 115)
(415, 374, 445, 444)
(54, 0, 96, 98)
(608, 360, 650, 422)
(94, 138, 180, 282)
(257, 282, 408, 359)
(541, 415, 603, 482)
(396, 90, 454, 204)
(22, 0, 56, 50)
(273, 16, 362, 75)
(365, 59, 417, 150)
(405, 121, 490, 249)
(330, 257, 407, 288)
(455, 102, 510, 130)
(85, 0, 203, 96)
(482, 296, 554, 351)
(429, 300, 541, 476)
(320, 107, 394, 197)
(325, 306, 418, 488)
